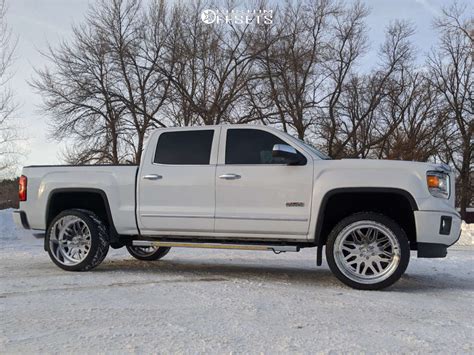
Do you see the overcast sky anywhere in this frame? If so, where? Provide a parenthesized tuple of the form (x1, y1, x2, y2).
(7, 0, 460, 168)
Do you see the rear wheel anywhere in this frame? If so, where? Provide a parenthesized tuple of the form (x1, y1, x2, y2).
(46, 209, 109, 271)
(126, 245, 171, 261)
(326, 212, 410, 290)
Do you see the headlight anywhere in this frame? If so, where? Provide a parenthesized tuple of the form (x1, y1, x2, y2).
(426, 171, 450, 199)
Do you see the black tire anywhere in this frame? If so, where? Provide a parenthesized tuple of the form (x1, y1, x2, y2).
(46, 209, 110, 271)
(126, 245, 171, 261)
(325, 212, 410, 290)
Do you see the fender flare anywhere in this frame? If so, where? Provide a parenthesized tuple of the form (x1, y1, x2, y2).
(314, 187, 418, 266)
(44, 188, 119, 250)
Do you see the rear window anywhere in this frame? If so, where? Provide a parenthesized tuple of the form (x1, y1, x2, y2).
(154, 130, 214, 165)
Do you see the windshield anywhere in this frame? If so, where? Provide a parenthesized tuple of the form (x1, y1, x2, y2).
(281, 132, 332, 160)
(302, 142, 332, 160)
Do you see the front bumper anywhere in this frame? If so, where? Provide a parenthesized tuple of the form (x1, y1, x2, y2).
(415, 210, 462, 258)
(12, 210, 30, 229)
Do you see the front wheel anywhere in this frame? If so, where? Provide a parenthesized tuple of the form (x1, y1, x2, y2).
(326, 212, 410, 290)
(126, 245, 171, 261)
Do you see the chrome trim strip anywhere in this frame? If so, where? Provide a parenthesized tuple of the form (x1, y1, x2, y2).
(141, 214, 213, 218)
(213, 229, 307, 236)
(215, 216, 309, 222)
(141, 214, 308, 222)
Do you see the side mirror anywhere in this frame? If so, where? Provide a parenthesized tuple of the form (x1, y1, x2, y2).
(272, 144, 303, 165)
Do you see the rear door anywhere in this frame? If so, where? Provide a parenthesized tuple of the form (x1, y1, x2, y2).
(138, 127, 219, 234)
(215, 127, 313, 238)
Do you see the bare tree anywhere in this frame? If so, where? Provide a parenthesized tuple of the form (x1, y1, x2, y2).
(32, 0, 174, 164)
(376, 72, 442, 161)
(90, 0, 173, 163)
(0, 0, 19, 174)
(31, 23, 126, 164)
(320, 19, 415, 159)
(427, 2, 473, 219)
(162, 0, 267, 126)
(249, 0, 338, 139)
(434, 2, 474, 45)
(317, 1, 369, 155)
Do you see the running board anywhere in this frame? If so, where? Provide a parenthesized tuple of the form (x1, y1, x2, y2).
(132, 240, 299, 253)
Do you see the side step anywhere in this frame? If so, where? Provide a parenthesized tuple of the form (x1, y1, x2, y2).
(132, 240, 299, 253)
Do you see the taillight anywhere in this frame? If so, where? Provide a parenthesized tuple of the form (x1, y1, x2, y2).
(19, 175, 27, 202)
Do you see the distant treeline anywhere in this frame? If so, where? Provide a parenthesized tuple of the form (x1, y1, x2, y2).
(0, 178, 18, 209)
(30, 0, 472, 218)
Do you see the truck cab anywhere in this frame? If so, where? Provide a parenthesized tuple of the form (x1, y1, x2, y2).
(138, 125, 314, 239)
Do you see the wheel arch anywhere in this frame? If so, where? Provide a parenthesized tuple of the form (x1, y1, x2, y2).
(315, 187, 418, 265)
(45, 188, 119, 250)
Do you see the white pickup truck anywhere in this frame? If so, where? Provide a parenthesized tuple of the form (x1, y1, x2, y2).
(14, 125, 461, 289)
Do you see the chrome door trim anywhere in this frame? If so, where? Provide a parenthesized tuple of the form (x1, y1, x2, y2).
(215, 215, 308, 222)
(141, 214, 308, 222)
(141, 214, 214, 219)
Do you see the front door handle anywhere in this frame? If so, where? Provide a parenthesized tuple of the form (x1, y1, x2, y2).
(219, 173, 241, 180)
(143, 174, 162, 180)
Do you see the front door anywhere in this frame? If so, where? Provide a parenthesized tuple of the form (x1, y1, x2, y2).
(215, 127, 313, 238)
(138, 127, 219, 234)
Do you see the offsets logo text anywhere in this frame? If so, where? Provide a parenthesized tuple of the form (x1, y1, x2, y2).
(201, 9, 273, 25)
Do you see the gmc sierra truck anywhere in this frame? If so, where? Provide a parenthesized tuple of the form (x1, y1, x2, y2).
(14, 125, 461, 289)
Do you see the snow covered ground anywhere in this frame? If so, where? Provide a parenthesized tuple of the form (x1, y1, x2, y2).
(1, 209, 473, 353)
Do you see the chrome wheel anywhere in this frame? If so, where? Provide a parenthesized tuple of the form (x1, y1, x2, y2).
(126, 244, 170, 261)
(49, 216, 92, 266)
(128, 246, 158, 257)
(333, 220, 401, 285)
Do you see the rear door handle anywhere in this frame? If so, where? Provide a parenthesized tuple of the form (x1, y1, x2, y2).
(219, 173, 241, 180)
(143, 174, 162, 180)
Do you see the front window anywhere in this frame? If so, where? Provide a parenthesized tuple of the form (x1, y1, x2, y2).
(225, 128, 306, 165)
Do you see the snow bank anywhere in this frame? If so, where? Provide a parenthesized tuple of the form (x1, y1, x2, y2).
(0, 208, 17, 242)
(459, 221, 474, 246)
(0, 209, 41, 251)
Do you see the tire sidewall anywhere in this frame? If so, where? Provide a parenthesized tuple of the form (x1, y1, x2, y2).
(46, 209, 108, 271)
(326, 212, 410, 290)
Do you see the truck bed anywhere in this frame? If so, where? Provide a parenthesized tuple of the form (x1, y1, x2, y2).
(19, 164, 139, 234)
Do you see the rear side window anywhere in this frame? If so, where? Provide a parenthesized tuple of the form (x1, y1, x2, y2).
(225, 128, 305, 165)
(154, 130, 214, 165)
